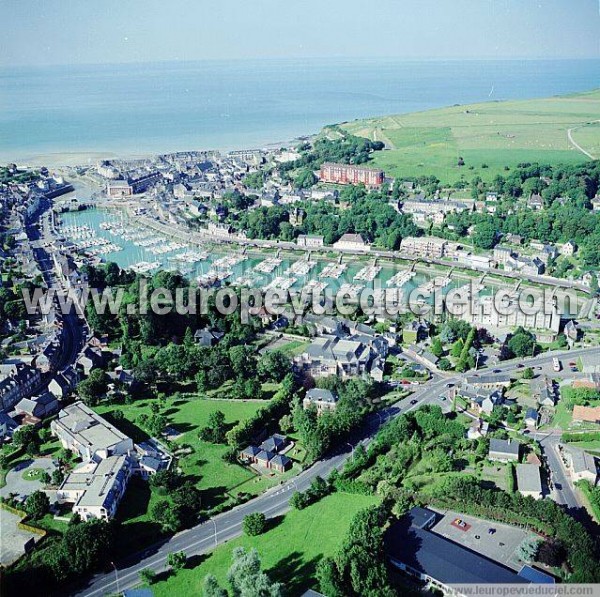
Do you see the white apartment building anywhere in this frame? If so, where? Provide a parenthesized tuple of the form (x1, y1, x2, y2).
(56, 455, 133, 521)
(400, 236, 447, 259)
(51, 401, 134, 462)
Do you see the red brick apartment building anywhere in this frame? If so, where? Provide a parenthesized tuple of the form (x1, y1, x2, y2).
(319, 162, 385, 187)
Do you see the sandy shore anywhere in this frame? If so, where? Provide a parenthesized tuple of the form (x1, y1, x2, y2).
(7, 151, 152, 169)
(3, 133, 312, 170)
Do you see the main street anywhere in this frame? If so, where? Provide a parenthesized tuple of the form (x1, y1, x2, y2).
(28, 212, 87, 369)
(74, 345, 599, 596)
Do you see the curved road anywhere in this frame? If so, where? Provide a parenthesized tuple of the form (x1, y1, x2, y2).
(567, 120, 599, 160)
(74, 345, 599, 596)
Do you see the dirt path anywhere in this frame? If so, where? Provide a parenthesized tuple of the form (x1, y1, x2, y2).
(567, 120, 599, 159)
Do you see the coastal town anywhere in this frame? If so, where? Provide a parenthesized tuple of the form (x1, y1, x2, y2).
(0, 116, 600, 597)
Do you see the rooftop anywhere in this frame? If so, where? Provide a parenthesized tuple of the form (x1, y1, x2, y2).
(489, 439, 520, 456)
(385, 509, 529, 586)
(516, 464, 542, 494)
(52, 401, 131, 454)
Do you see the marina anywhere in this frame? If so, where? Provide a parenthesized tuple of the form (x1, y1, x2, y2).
(284, 260, 316, 277)
(304, 280, 329, 294)
(319, 263, 347, 279)
(254, 257, 283, 274)
(57, 209, 478, 302)
(386, 269, 416, 287)
(353, 264, 382, 282)
(266, 276, 297, 291)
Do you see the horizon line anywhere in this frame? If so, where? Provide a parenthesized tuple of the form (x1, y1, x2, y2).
(2, 55, 600, 70)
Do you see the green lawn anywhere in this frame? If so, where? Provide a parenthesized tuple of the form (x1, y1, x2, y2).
(21, 468, 45, 482)
(146, 492, 379, 597)
(565, 440, 600, 456)
(549, 401, 573, 430)
(96, 397, 269, 506)
(343, 89, 600, 183)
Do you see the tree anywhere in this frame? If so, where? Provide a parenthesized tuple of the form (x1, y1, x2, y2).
(431, 337, 444, 358)
(13, 425, 39, 450)
(24, 490, 50, 519)
(228, 345, 256, 379)
(450, 339, 464, 358)
(202, 574, 228, 597)
(167, 551, 187, 573)
(438, 357, 452, 371)
(59, 518, 115, 577)
(507, 328, 538, 358)
(200, 410, 227, 444)
(150, 500, 181, 533)
(517, 537, 540, 562)
(257, 350, 290, 382)
(139, 568, 157, 585)
(537, 539, 566, 567)
(226, 547, 283, 597)
(522, 367, 535, 380)
(317, 557, 344, 597)
(472, 221, 498, 249)
(52, 469, 65, 486)
(243, 512, 267, 536)
(77, 369, 109, 406)
(333, 505, 395, 596)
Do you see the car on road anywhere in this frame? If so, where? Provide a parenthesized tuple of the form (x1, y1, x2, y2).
(438, 395, 447, 401)
(493, 369, 502, 373)
(488, 528, 496, 535)
(410, 399, 418, 405)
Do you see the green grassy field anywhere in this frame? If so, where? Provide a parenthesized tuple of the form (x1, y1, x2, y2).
(146, 492, 379, 597)
(342, 89, 600, 183)
(95, 396, 293, 557)
(96, 398, 269, 502)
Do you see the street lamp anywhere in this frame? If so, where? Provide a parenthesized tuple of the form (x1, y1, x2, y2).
(211, 519, 218, 547)
(111, 562, 120, 595)
(347, 443, 354, 460)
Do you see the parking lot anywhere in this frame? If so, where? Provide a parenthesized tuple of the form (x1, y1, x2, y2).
(430, 508, 539, 570)
(0, 508, 38, 565)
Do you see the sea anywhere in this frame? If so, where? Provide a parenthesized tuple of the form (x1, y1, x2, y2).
(1, 58, 600, 162)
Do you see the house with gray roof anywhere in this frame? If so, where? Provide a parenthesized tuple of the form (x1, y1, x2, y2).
(294, 320, 388, 381)
(56, 454, 133, 521)
(565, 448, 598, 485)
(525, 408, 539, 428)
(516, 464, 542, 499)
(489, 439, 520, 462)
(303, 388, 338, 414)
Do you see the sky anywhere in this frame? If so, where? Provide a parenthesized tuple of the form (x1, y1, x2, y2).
(2, 0, 599, 67)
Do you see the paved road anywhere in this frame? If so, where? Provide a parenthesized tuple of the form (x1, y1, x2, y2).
(74, 377, 451, 597)
(535, 432, 581, 511)
(27, 210, 87, 372)
(73, 345, 600, 596)
(0, 457, 56, 500)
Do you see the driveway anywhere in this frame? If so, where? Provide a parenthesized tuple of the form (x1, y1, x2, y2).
(0, 458, 56, 501)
